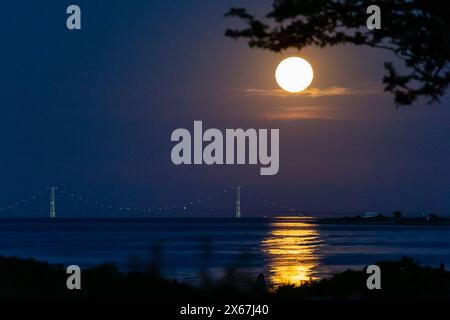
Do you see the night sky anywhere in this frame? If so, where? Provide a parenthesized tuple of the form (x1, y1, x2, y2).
(1, 0, 449, 217)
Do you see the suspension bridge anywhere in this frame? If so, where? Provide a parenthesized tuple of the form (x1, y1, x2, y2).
(0, 186, 300, 218)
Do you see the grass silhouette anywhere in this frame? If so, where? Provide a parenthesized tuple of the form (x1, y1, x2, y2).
(0, 256, 449, 300)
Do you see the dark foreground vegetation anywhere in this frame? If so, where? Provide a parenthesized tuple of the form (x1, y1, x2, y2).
(0, 256, 449, 300)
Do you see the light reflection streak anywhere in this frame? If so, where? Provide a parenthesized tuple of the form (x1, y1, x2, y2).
(261, 217, 323, 287)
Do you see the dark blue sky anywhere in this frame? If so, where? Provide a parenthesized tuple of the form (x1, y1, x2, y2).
(1, 0, 449, 217)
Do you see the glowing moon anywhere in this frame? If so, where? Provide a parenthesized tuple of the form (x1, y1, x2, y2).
(275, 57, 314, 93)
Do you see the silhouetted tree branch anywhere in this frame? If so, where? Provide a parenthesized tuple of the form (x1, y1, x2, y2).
(225, 0, 450, 106)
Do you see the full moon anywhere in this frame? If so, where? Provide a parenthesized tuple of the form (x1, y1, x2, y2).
(275, 57, 314, 93)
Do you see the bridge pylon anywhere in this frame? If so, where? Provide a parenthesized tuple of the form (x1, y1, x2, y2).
(50, 187, 56, 218)
(235, 187, 241, 218)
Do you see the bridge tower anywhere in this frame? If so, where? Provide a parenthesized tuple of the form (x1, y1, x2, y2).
(50, 187, 56, 218)
(235, 187, 241, 218)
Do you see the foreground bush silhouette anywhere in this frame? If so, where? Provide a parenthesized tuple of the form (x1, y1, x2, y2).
(276, 257, 450, 299)
(0, 256, 449, 299)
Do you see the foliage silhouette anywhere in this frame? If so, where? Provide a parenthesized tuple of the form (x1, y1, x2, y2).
(393, 211, 402, 219)
(1, 256, 450, 299)
(225, 0, 450, 106)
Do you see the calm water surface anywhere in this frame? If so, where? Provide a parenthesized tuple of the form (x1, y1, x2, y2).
(1, 217, 449, 286)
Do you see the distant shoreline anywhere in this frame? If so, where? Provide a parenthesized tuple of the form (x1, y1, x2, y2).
(318, 215, 450, 226)
(0, 215, 448, 225)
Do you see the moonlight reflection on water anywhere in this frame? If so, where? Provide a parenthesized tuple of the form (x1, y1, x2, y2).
(262, 218, 323, 286)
